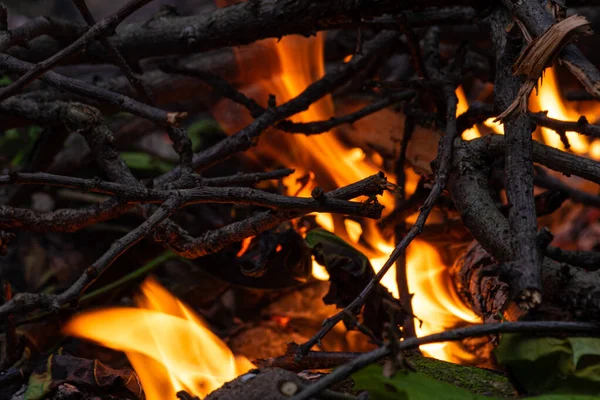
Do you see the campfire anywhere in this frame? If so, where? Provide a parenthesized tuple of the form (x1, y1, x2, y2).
(1, 1, 600, 399)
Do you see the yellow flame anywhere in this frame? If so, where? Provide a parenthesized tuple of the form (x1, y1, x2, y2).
(456, 86, 481, 141)
(530, 68, 589, 154)
(63, 278, 254, 400)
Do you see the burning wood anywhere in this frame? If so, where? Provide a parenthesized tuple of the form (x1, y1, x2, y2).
(2, 0, 600, 399)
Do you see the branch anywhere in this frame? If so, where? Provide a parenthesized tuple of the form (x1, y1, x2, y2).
(201, 169, 295, 186)
(0, 171, 381, 216)
(492, 9, 542, 310)
(157, 173, 389, 258)
(529, 112, 600, 140)
(0, 54, 186, 125)
(0, 195, 184, 319)
(0, 0, 154, 101)
(71, 0, 153, 104)
(0, 16, 85, 53)
(71, 2, 194, 177)
(0, 199, 131, 232)
(468, 134, 600, 185)
(545, 247, 600, 270)
(7, 0, 460, 65)
(289, 321, 600, 400)
(534, 166, 600, 208)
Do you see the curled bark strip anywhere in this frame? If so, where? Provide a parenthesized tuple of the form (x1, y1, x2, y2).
(497, 14, 592, 120)
(502, 0, 600, 100)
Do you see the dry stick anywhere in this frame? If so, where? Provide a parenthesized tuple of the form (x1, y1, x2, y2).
(493, 12, 542, 310)
(533, 165, 600, 208)
(0, 0, 154, 102)
(0, 170, 295, 191)
(529, 112, 600, 140)
(468, 134, 600, 186)
(257, 350, 361, 372)
(0, 16, 86, 53)
(0, 172, 381, 218)
(162, 173, 389, 258)
(295, 85, 459, 359)
(501, 0, 600, 99)
(71, 0, 194, 177)
(0, 54, 185, 125)
(200, 168, 294, 186)
(289, 321, 600, 400)
(154, 31, 400, 186)
(0, 199, 131, 232)
(0, 195, 184, 319)
(276, 93, 414, 135)
(545, 247, 600, 270)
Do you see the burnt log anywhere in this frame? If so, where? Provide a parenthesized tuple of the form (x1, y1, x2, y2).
(451, 241, 600, 323)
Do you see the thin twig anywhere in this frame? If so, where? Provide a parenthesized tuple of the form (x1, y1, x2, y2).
(0, 172, 382, 218)
(201, 169, 295, 186)
(529, 112, 600, 140)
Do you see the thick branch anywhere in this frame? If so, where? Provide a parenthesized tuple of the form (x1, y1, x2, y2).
(8, 0, 472, 65)
(492, 9, 542, 309)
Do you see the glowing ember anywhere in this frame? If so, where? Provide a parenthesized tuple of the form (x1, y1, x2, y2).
(63, 278, 254, 400)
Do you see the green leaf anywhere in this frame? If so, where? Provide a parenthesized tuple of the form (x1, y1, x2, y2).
(352, 364, 598, 400)
(120, 152, 174, 173)
(0, 75, 12, 86)
(305, 228, 370, 277)
(494, 334, 600, 395)
(353, 364, 492, 400)
(24, 355, 54, 400)
(187, 119, 224, 151)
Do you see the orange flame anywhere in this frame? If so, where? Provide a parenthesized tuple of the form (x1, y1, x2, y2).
(530, 67, 591, 154)
(63, 278, 254, 400)
(215, 33, 482, 362)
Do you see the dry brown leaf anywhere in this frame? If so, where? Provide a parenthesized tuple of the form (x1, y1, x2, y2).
(497, 14, 593, 121)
